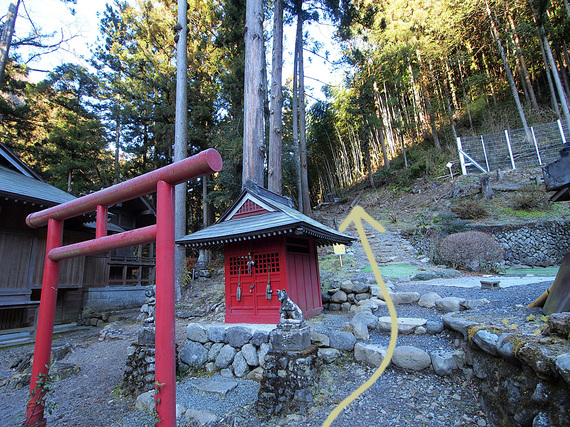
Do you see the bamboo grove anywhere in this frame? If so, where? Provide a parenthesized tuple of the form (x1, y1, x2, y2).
(0, 0, 569, 229)
(308, 0, 570, 200)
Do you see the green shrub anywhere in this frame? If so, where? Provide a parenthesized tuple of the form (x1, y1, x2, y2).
(450, 199, 489, 220)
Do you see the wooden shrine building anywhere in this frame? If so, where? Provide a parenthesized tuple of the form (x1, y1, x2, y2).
(177, 182, 354, 324)
(0, 143, 156, 332)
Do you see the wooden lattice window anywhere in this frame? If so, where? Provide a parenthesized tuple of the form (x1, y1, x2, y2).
(253, 252, 280, 273)
(228, 256, 250, 276)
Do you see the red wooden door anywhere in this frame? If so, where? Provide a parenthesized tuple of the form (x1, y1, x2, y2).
(225, 240, 283, 323)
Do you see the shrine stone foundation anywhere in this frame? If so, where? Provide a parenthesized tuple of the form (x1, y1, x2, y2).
(257, 323, 318, 416)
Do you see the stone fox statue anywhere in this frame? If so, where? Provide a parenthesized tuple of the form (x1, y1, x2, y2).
(277, 289, 304, 325)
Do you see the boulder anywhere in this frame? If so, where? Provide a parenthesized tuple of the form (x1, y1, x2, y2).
(186, 323, 209, 343)
(232, 351, 249, 377)
(435, 297, 466, 313)
(241, 343, 259, 367)
(318, 348, 340, 364)
(226, 326, 252, 348)
(354, 343, 388, 368)
(328, 331, 357, 351)
(214, 344, 236, 369)
(180, 341, 208, 369)
(352, 311, 378, 329)
(392, 346, 431, 371)
(331, 290, 348, 303)
(377, 317, 427, 335)
(430, 350, 457, 376)
(418, 292, 442, 309)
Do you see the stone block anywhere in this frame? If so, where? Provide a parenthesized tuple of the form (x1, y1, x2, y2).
(226, 326, 252, 348)
(392, 346, 431, 371)
(180, 341, 208, 370)
(354, 343, 387, 367)
(310, 331, 330, 347)
(328, 330, 356, 351)
(318, 348, 340, 364)
(208, 325, 227, 343)
(430, 350, 457, 376)
(186, 323, 209, 343)
(271, 325, 311, 351)
(137, 326, 154, 346)
(214, 344, 236, 369)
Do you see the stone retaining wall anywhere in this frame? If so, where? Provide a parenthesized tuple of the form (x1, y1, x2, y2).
(443, 311, 570, 426)
(181, 290, 492, 380)
(472, 221, 570, 266)
(409, 220, 570, 267)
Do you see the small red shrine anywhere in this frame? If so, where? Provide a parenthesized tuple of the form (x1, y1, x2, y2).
(177, 182, 354, 324)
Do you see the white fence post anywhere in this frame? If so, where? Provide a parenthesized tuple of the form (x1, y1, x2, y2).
(505, 130, 516, 169)
(456, 137, 467, 175)
(481, 135, 490, 172)
(531, 126, 542, 165)
(558, 119, 567, 145)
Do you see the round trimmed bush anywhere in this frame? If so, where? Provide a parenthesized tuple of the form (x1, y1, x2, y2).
(437, 231, 504, 272)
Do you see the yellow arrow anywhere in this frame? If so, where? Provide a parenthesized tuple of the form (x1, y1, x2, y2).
(323, 206, 398, 427)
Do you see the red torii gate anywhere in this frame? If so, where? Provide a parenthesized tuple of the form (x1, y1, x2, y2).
(24, 149, 223, 426)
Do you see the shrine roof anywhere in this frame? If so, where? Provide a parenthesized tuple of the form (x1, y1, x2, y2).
(176, 182, 355, 249)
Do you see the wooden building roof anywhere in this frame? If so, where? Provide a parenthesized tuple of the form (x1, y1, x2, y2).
(0, 143, 76, 207)
(177, 182, 355, 249)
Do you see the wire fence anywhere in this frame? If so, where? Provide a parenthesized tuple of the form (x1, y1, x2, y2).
(456, 119, 569, 175)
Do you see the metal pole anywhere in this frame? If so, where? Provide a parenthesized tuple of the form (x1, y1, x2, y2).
(25, 219, 63, 426)
(481, 135, 490, 172)
(456, 137, 467, 175)
(155, 180, 176, 426)
(558, 119, 567, 145)
(505, 130, 516, 169)
(531, 127, 542, 166)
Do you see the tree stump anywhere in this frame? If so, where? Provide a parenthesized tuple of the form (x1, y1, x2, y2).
(481, 176, 493, 199)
